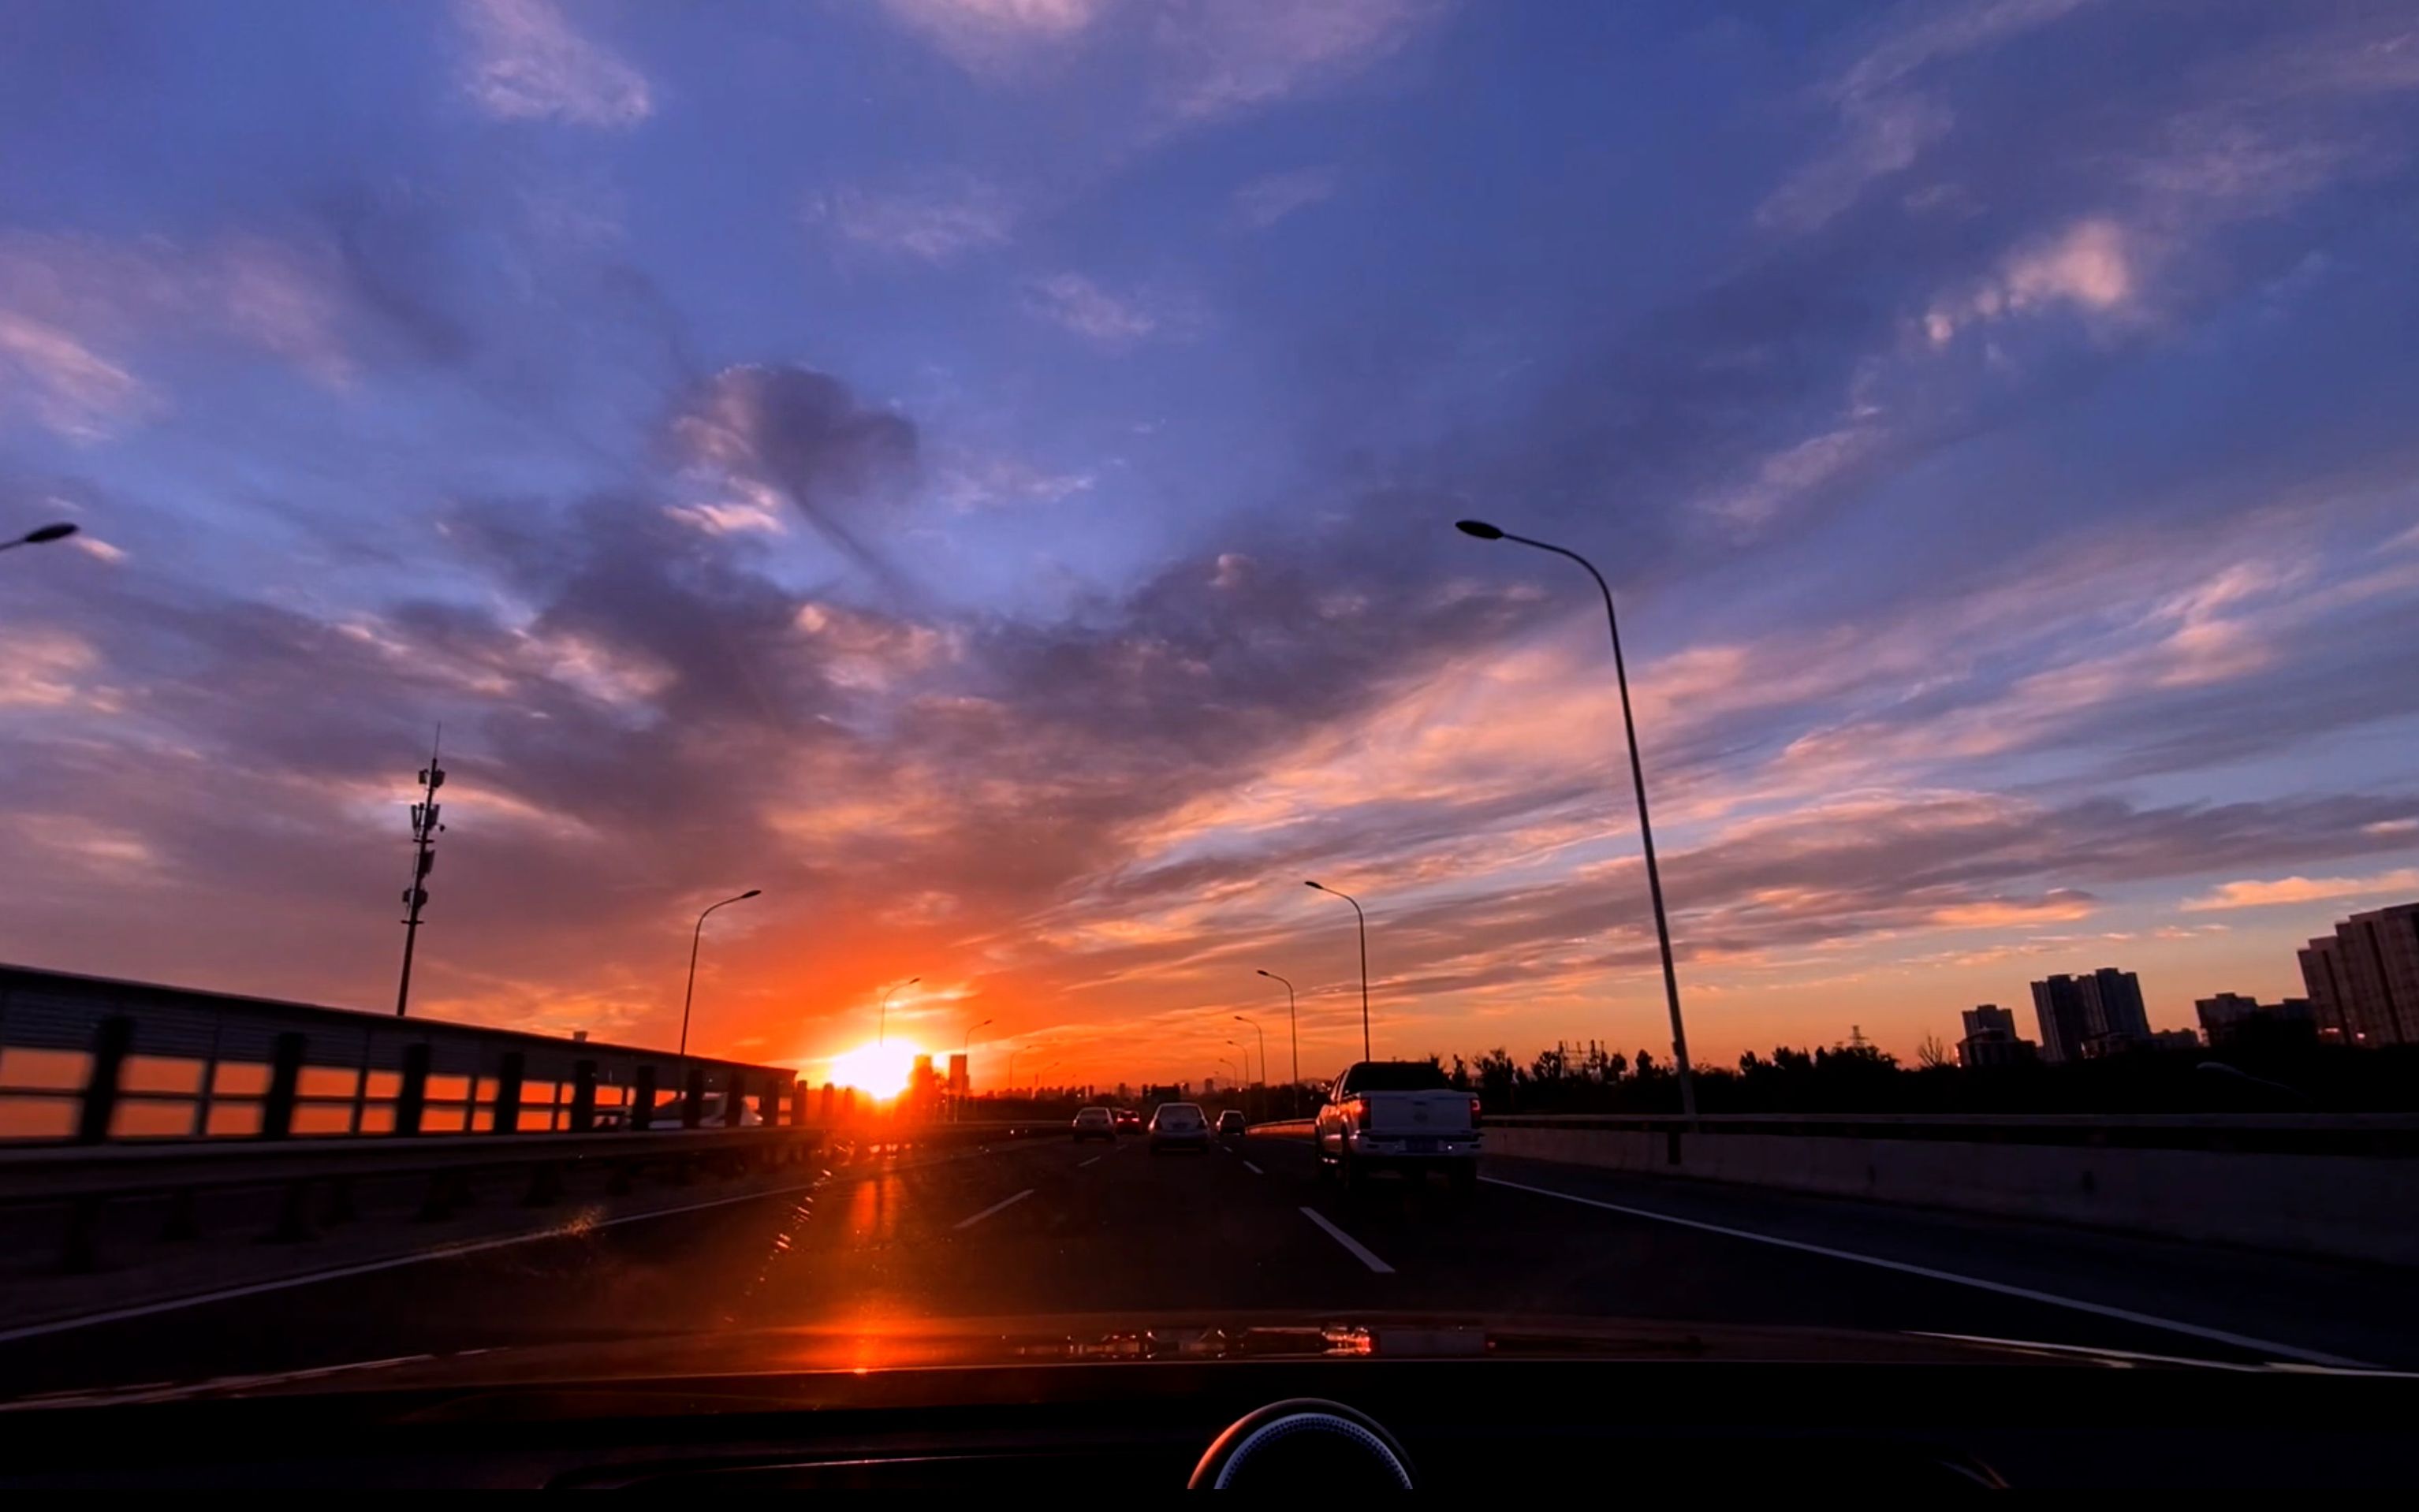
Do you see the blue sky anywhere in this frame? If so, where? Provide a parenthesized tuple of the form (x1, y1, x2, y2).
(3, 0, 2417, 1084)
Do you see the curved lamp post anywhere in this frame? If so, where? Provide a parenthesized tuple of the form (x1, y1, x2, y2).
(1254, 969, 1298, 1086)
(680, 889, 762, 1057)
(1456, 517, 1696, 1121)
(1304, 881, 1370, 1060)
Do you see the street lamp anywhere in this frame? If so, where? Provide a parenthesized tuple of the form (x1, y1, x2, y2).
(1304, 880, 1371, 1060)
(1233, 1015, 1265, 1085)
(1227, 1038, 1251, 1085)
(962, 1018, 993, 1052)
(2, 522, 79, 554)
(1217, 1056, 1239, 1087)
(879, 976, 920, 1044)
(1456, 517, 1697, 1121)
(679, 889, 762, 1057)
(1256, 969, 1299, 1087)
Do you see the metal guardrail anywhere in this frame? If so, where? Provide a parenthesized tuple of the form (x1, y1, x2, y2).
(0, 1119, 1052, 1272)
(0, 963, 815, 1145)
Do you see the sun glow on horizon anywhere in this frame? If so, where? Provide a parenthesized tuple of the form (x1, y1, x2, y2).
(826, 1039, 922, 1098)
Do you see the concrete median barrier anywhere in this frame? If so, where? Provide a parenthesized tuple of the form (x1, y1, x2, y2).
(1482, 1117, 2419, 1267)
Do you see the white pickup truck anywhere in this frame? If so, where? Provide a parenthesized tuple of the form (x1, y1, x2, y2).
(1314, 1060, 1482, 1191)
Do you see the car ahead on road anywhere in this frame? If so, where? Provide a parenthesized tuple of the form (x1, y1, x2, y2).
(1072, 1106, 1116, 1141)
(1215, 1109, 1247, 1142)
(1147, 1101, 1211, 1155)
(1112, 1108, 1143, 1135)
(1316, 1061, 1481, 1191)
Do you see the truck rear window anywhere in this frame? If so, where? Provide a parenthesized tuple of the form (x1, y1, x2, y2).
(1344, 1062, 1454, 1092)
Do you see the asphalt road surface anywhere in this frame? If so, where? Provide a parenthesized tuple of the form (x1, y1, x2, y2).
(4, 1130, 2413, 1399)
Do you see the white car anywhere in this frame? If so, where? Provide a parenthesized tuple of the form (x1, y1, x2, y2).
(1072, 1105, 1116, 1142)
(1315, 1061, 1480, 1190)
(1146, 1101, 1211, 1155)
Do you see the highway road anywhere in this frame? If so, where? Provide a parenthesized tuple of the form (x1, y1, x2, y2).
(3, 1130, 2414, 1400)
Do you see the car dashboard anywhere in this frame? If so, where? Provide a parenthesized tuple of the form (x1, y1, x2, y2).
(4, 1349, 2411, 1489)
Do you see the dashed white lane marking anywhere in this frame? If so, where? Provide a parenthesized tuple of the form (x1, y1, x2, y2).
(1242, 1161, 1264, 1175)
(1078, 1156, 1101, 1168)
(1299, 1206, 1394, 1275)
(1478, 1175, 2369, 1369)
(953, 1188, 1034, 1231)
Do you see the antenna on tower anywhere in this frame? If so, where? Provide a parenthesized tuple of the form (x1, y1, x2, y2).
(394, 725, 446, 1018)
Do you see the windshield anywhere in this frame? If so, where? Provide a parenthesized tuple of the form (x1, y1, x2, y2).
(3, 0, 2417, 1411)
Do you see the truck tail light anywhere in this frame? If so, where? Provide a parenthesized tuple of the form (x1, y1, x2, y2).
(1470, 1095, 1483, 1127)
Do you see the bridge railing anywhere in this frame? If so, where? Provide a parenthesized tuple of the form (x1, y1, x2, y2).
(0, 963, 807, 1145)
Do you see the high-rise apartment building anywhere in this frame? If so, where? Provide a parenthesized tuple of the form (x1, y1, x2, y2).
(2030, 975, 2089, 1063)
(2298, 903, 2419, 1045)
(2031, 968, 2150, 1060)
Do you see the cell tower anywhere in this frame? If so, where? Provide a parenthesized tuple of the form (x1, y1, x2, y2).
(394, 729, 446, 1018)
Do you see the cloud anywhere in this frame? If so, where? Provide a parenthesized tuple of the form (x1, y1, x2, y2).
(878, 0, 1115, 76)
(1923, 218, 2135, 345)
(454, 0, 653, 128)
(0, 230, 354, 439)
(1929, 890, 2098, 928)
(808, 177, 1016, 263)
(1150, 0, 1441, 121)
(1024, 272, 1184, 348)
(2181, 870, 2419, 912)
(879, 0, 1444, 125)
(1232, 166, 1342, 228)
(0, 628, 110, 709)
(668, 365, 921, 580)
(1759, 0, 2101, 234)
(0, 311, 150, 441)
(930, 452, 1097, 511)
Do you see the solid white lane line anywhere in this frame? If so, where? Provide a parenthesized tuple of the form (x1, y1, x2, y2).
(1078, 1156, 1101, 1168)
(1299, 1206, 1395, 1275)
(0, 1179, 829, 1346)
(953, 1188, 1034, 1231)
(1478, 1175, 2369, 1369)
(1242, 1161, 1264, 1175)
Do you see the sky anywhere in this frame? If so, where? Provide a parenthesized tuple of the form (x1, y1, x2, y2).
(3, 0, 2418, 1093)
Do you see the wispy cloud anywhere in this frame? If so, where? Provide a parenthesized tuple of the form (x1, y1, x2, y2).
(455, 0, 653, 128)
(2182, 870, 2419, 912)
(1759, 0, 2101, 234)
(880, 0, 1445, 125)
(1232, 166, 1341, 228)
(0, 231, 352, 440)
(807, 177, 1016, 264)
(1024, 272, 1187, 348)
(1153, 0, 1441, 121)
(0, 312, 150, 441)
(878, 0, 1114, 76)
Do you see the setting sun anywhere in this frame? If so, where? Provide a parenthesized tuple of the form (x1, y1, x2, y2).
(827, 1041, 922, 1099)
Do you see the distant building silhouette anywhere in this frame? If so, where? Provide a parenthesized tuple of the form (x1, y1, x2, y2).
(2076, 966, 2152, 1056)
(2195, 993, 2314, 1049)
(1956, 1004, 2038, 1068)
(2030, 975, 2089, 1063)
(2298, 903, 2419, 1046)
(947, 1052, 969, 1097)
(2032, 968, 2151, 1060)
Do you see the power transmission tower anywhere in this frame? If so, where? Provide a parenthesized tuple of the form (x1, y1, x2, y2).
(394, 729, 446, 1018)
